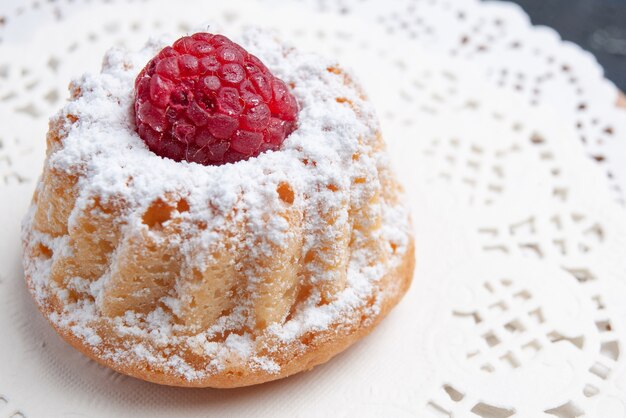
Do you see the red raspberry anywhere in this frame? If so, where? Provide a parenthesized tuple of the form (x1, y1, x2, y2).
(134, 33, 298, 165)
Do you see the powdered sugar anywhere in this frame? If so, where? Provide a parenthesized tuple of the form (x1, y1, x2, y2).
(21, 27, 412, 380)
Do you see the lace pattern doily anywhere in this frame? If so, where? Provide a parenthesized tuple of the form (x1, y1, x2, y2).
(1, 1, 626, 417)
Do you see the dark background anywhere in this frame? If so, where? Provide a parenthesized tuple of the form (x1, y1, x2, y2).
(510, 0, 626, 92)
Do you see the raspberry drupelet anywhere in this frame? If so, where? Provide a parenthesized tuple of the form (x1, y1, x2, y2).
(134, 33, 299, 165)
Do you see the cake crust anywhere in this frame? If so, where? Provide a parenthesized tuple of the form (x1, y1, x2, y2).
(24, 237, 414, 388)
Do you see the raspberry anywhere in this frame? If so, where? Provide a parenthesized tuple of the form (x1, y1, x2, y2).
(134, 33, 298, 165)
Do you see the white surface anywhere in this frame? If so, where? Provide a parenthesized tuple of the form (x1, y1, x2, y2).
(1, 0, 626, 417)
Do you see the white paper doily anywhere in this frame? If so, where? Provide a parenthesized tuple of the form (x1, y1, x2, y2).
(1, 1, 626, 417)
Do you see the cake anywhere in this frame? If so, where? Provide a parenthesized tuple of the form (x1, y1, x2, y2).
(21, 28, 415, 388)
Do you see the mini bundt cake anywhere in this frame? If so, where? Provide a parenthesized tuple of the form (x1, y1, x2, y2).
(21, 28, 414, 388)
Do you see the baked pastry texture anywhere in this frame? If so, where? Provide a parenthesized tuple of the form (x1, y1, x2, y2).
(21, 28, 414, 388)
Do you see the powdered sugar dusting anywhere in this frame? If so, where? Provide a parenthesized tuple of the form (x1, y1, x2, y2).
(21, 27, 412, 381)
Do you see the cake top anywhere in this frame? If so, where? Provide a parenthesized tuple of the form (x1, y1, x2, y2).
(51, 28, 380, 258)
